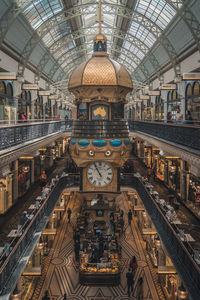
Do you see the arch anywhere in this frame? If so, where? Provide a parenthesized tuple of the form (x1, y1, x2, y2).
(0, 81, 6, 94)
(6, 83, 13, 97)
(193, 82, 200, 96)
(186, 83, 192, 97)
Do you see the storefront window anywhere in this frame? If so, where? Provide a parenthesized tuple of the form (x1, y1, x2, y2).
(188, 175, 200, 207)
(186, 82, 200, 121)
(0, 81, 6, 105)
(6, 83, 13, 96)
(167, 90, 181, 120)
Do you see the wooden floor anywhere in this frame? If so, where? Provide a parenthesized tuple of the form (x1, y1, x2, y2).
(32, 189, 165, 300)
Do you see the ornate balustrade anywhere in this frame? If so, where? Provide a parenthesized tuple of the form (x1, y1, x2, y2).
(0, 120, 72, 150)
(72, 120, 129, 138)
(128, 121, 200, 151)
(0, 175, 79, 297)
(121, 176, 200, 300)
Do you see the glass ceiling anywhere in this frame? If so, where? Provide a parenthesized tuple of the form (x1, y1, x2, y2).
(17, 0, 182, 84)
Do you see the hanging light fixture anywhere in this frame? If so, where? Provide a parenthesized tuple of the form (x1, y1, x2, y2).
(22, 165, 30, 173)
(177, 285, 188, 299)
(40, 154, 46, 161)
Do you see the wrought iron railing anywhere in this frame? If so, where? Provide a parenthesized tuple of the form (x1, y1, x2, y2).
(0, 175, 79, 296)
(121, 176, 200, 300)
(0, 120, 72, 150)
(128, 120, 200, 151)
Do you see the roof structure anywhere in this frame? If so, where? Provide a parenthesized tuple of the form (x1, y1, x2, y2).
(0, 0, 200, 93)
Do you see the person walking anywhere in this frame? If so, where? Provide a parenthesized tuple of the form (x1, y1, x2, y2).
(63, 293, 67, 299)
(67, 207, 72, 223)
(126, 268, 134, 297)
(128, 209, 133, 225)
(42, 290, 50, 300)
(136, 277, 143, 300)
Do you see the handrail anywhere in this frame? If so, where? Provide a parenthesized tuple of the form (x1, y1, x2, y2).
(128, 120, 200, 151)
(0, 175, 78, 296)
(0, 120, 72, 150)
(122, 176, 200, 300)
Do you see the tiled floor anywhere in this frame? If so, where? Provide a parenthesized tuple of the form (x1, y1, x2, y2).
(32, 190, 165, 300)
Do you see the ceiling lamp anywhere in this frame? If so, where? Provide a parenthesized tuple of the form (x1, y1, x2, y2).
(0, 72, 17, 80)
(23, 84, 39, 90)
(140, 95, 149, 100)
(40, 154, 46, 161)
(22, 165, 30, 173)
(39, 91, 51, 96)
(160, 84, 176, 90)
(183, 73, 200, 80)
(148, 91, 160, 96)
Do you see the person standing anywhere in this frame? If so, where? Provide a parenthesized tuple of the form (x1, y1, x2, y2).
(129, 256, 138, 278)
(40, 170, 47, 188)
(63, 293, 67, 299)
(128, 209, 133, 225)
(67, 207, 72, 223)
(126, 268, 134, 297)
(136, 277, 143, 300)
(42, 290, 50, 300)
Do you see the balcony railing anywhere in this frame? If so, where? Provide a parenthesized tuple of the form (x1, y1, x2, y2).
(0, 175, 79, 297)
(121, 176, 200, 300)
(72, 120, 129, 138)
(0, 120, 72, 150)
(128, 121, 200, 151)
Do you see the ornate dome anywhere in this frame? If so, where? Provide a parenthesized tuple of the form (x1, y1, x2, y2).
(68, 31, 132, 91)
(68, 56, 133, 89)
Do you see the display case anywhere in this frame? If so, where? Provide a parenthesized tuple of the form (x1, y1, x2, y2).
(79, 253, 120, 285)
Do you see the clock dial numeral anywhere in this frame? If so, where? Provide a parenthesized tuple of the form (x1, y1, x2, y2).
(87, 161, 113, 187)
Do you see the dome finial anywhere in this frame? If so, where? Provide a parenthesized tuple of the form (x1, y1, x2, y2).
(93, 0, 108, 55)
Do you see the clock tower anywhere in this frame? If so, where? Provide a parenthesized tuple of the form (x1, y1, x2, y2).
(68, 1, 133, 193)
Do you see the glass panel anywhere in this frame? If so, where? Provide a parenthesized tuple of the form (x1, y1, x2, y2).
(186, 84, 192, 96)
(6, 83, 13, 96)
(135, 0, 177, 30)
(0, 81, 6, 94)
(193, 82, 200, 96)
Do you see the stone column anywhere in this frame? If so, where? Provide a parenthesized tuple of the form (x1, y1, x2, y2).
(7, 173, 13, 209)
(13, 77, 24, 123)
(31, 90, 38, 120)
(13, 160, 18, 202)
(31, 159, 35, 184)
(43, 95, 48, 121)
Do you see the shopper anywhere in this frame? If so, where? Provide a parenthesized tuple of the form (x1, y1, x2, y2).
(128, 209, 133, 225)
(67, 207, 72, 223)
(40, 170, 47, 188)
(136, 277, 143, 300)
(126, 268, 134, 297)
(129, 256, 138, 277)
(42, 290, 50, 300)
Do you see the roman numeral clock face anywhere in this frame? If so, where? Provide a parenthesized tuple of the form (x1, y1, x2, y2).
(87, 162, 113, 187)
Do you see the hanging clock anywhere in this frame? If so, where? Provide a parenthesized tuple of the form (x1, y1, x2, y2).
(87, 161, 113, 187)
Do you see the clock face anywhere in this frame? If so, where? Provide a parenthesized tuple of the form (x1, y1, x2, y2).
(87, 161, 113, 187)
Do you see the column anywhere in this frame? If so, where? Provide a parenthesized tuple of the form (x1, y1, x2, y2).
(31, 90, 38, 120)
(31, 159, 35, 184)
(13, 77, 24, 123)
(7, 173, 13, 209)
(180, 160, 188, 202)
(43, 95, 48, 121)
(13, 160, 18, 203)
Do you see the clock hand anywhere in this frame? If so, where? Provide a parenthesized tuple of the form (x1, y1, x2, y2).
(94, 162, 102, 177)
